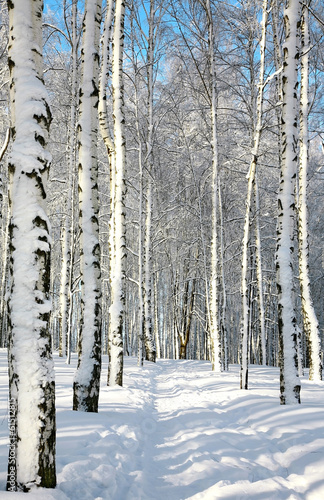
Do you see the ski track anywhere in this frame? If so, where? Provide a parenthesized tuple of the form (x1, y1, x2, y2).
(0, 353, 324, 499)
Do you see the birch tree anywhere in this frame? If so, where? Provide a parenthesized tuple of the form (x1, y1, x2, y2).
(298, 0, 322, 381)
(276, 0, 301, 405)
(98, 0, 115, 366)
(128, 0, 146, 366)
(108, 0, 126, 386)
(240, 0, 269, 389)
(143, 0, 158, 363)
(6, 0, 56, 489)
(206, 0, 222, 372)
(59, 0, 79, 361)
(73, 0, 102, 412)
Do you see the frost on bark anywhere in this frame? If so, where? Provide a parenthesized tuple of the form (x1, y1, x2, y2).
(73, 0, 102, 412)
(297, 0, 322, 382)
(107, 0, 126, 386)
(6, 0, 56, 490)
(276, 0, 301, 405)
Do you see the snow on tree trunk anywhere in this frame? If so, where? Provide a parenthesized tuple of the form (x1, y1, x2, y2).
(6, 0, 56, 490)
(73, 0, 102, 412)
(108, 0, 126, 386)
(298, 0, 322, 382)
(276, 0, 301, 405)
(206, 0, 222, 372)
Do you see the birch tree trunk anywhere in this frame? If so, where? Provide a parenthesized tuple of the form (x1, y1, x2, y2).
(73, 0, 102, 412)
(60, 0, 79, 360)
(254, 174, 266, 365)
(108, 0, 126, 386)
(153, 266, 161, 358)
(298, 0, 322, 381)
(206, 0, 222, 372)
(6, 0, 56, 489)
(129, 3, 145, 367)
(276, 0, 301, 405)
(135, 76, 145, 367)
(0, 128, 10, 348)
(143, 0, 157, 363)
(218, 179, 228, 371)
(0, 201, 10, 347)
(98, 0, 115, 365)
(272, 0, 284, 168)
(240, 0, 268, 389)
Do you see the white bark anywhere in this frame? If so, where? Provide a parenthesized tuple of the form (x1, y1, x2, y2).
(240, 0, 268, 389)
(218, 179, 228, 370)
(60, 0, 79, 361)
(154, 267, 161, 358)
(143, 0, 157, 363)
(98, 0, 115, 155)
(73, 0, 102, 412)
(206, 0, 222, 372)
(144, 180, 156, 361)
(298, 1, 322, 382)
(0, 200, 10, 344)
(276, 0, 301, 405)
(254, 175, 266, 365)
(98, 0, 115, 364)
(7, 0, 56, 489)
(272, 0, 284, 168)
(108, 0, 126, 386)
(136, 81, 145, 367)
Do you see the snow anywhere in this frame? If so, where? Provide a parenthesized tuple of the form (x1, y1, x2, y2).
(1, 350, 324, 499)
(8, 0, 55, 486)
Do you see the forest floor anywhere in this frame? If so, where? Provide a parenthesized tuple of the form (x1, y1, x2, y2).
(0, 350, 324, 499)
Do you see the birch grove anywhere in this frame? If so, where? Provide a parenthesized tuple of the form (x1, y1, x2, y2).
(1, 6, 324, 485)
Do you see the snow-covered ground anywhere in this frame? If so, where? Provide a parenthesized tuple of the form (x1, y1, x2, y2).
(0, 349, 324, 499)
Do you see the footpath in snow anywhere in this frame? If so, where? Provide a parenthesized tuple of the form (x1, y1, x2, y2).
(0, 351, 324, 499)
